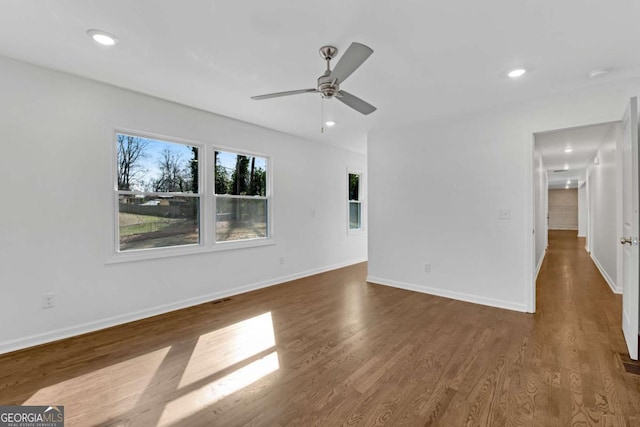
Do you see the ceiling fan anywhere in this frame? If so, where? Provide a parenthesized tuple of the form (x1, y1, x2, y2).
(251, 42, 377, 115)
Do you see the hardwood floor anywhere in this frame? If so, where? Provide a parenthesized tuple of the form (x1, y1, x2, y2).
(1, 230, 639, 426)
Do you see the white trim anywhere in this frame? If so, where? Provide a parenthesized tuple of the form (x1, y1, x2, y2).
(526, 128, 536, 313)
(535, 249, 546, 280)
(215, 194, 268, 200)
(366, 276, 528, 313)
(111, 129, 207, 262)
(591, 253, 622, 294)
(347, 169, 365, 234)
(106, 238, 276, 264)
(615, 121, 624, 308)
(622, 310, 633, 354)
(586, 168, 593, 253)
(548, 227, 579, 231)
(117, 191, 201, 197)
(213, 148, 273, 247)
(527, 119, 623, 315)
(0, 258, 367, 355)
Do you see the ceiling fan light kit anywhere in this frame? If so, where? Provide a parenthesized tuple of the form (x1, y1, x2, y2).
(251, 42, 377, 116)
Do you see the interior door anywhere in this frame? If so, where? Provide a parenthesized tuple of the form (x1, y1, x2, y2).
(621, 96, 639, 360)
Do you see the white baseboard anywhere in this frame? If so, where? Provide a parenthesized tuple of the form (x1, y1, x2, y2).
(365, 276, 527, 313)
(0, 258, 367, 355)
(590, 253, 622, 294)
(535, 250, 546, 280)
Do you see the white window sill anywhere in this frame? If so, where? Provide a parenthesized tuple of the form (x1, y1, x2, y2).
(106, 238, 275, 264)
(348, 228, 365, 236)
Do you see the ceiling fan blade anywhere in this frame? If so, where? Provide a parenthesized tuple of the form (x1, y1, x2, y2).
(336, 90, 377, 115)
(329, 42, 373, 84)
(251, 88, 317, 100)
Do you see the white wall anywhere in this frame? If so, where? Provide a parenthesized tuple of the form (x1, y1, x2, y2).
(578, 183, 587, 237)
(0, 56, 367, 353)
(368, 78, 640, 313)
(534, 149, 548, 275)
(587, 123, 622, 293)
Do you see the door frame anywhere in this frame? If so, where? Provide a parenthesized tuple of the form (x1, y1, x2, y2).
(527, 119, 623, 313)
(620, 97, 639, 359)
(586, 169, 593, 253)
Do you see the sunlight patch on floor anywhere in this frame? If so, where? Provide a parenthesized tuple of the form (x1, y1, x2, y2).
(24, 346, 171, 422)
(159, 351, 280, 426)
(178, 311, 275, 389)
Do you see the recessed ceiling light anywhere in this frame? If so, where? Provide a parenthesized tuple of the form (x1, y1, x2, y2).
(564, 164, 569, 170)
(325, 121, 336, 127)
(87, 29, 118, 46)
(508, 68, 526, 78)
(567, 180, 571, 184)
(588, 68, 611, 79)
(564, 148, 573, 153)
(565, 185, 570, 189)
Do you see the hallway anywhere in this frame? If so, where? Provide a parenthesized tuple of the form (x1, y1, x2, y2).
(534, 230, 640, 425)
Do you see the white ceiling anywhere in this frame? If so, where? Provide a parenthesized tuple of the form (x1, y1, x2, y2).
(535, 122, 618, 189)
(1, 1, 639, 153)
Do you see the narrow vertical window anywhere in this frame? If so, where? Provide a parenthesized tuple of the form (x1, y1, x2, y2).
(349, 173, 362, 230)
(214, 151, 269, 242)
(115, 133, 200, 251)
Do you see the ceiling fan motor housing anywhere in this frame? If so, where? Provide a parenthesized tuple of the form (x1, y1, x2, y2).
(318, 72, 339, 98)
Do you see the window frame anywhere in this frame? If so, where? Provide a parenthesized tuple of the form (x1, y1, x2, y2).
(107, 129, 273, 264)
(347, 169, 365, 234)
(213, 148, 272, 247)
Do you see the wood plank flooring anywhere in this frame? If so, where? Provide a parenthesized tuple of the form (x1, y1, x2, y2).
(1, 230, 639, 426)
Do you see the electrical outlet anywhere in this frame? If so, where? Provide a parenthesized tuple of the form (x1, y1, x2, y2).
(424, 264, 431, 273)
(42, 293, 55, 309)
(279, 257, 285, 265)
(498, 209, 511, 220)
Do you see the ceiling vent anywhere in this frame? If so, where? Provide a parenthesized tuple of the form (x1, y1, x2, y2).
(552, 169, 568, 173)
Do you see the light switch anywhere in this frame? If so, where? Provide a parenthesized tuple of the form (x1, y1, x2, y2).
(498, 209, 511, 220)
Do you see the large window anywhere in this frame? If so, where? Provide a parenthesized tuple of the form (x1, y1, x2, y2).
(214, 151, 269, 242)
(349, 172, 362, 230)
(116, 133, 200, 251)
(113, 131, 272, 260)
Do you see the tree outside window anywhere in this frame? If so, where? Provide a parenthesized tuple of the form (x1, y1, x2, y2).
(116, 133, 199, 251)
(214, 151, 269, 242)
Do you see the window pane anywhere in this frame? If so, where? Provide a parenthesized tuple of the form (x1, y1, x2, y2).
(216, 197, 267, 242)
(349, 173, 360, 201)
(215, 151, 267, 196)
(117, 133, 198, 193)
(349, 201, 361, 230)
(118, 196, 199, 251)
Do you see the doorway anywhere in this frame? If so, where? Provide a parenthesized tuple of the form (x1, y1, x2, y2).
(532, 121, 622, 305)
